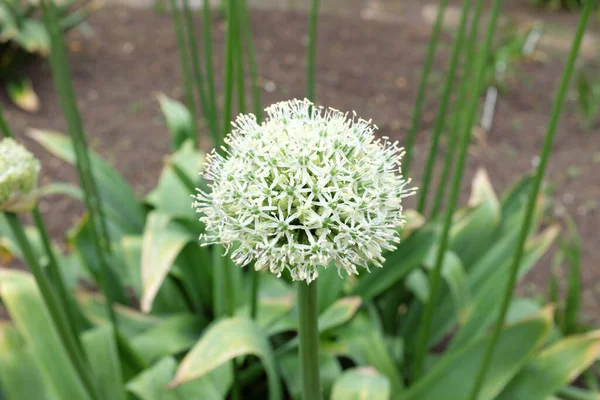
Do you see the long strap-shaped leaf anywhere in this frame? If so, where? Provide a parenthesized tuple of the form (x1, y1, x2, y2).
(467, 3, 593, 399)
(171, 317, 282, 400)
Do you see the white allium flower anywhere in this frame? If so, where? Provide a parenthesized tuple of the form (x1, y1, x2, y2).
(193, 99, 416, 283)
(0, 138, 41, 213)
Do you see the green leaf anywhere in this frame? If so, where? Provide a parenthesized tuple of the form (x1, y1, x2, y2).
(352, 227, 436, 300)
(404, 308, 553, 400)
(14, 19, 50, 55)
(171, 317, 282, 400)
(5, 77, 40, 113)
(78, 293, 161, 337)
(158, 94, 195, 151)
(318, 296, 362, 333)
(0, 323, 56, 400)
(497, 331, 600, 400)
(449, 225, 559, 350)
(279, 352, 341, 400)
(28, 129, 145, 235)
(127, 357, 221, 400)
(131, 314, 206, 364)
(449, 169, 501, 269)
(330, 367, 391, 400)
(337, 315, 405, 394)
(146, 140, 204, 220)
(81, 326, 126, 400)
(140, 212, 194, 313)
(0, 270, 91, 400)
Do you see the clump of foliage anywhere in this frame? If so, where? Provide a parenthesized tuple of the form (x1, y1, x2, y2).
(0, 0, 98, 111)
(0, 0, 598, 399)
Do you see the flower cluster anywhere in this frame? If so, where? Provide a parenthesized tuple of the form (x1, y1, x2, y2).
(0, 138, 41, 212)
(193, 99, 415, 283)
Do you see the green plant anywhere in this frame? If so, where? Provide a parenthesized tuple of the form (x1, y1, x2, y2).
(576, 64, 600, 128)
(0, 0, 598, 399)
(0, 0, 98, 112)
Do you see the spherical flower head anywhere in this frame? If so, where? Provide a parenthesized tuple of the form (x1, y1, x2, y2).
(0, 138, 41, 213)
(193, 99, 416, 283)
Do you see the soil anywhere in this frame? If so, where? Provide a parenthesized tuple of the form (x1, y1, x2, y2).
(2, 2, 599, 322)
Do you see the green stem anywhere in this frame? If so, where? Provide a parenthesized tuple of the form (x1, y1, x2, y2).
(250, 267, 260, 319)
(416, 0, 471, 213)
(5, 213, 101, 400)
(222, 0, 237, 144)
(239, 0, 262, 121)
(307, 0, 319, 101)
(403, 0, 449, 175)
(203, 0, 220, 141)
(41, 0, 122, 327)
(235, 29, 246, 115)
(169, 0, 199, 142)
(182, 0, 218, 144)
(298, 282, 322, 400)
(430, 0, 486, 218)
(467, 3, 591, 399)
(32, 209, 85, 335)
(0, 105, 86, 343)
(412, 0, 503, 379)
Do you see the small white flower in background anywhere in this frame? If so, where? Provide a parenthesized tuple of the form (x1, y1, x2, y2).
(193, 99, 416, 283)
(0, 138, 41, 213)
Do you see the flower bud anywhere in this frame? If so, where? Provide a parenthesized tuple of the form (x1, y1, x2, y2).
(0, 138, 41, 213)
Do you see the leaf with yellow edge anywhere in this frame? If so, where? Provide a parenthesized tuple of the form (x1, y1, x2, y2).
(140, 212, 193, 313)
(404, 307, 554, 400)
(497, 330, 600, 400)
(331, 367, 391, 400)
(171, 317, 282, 400)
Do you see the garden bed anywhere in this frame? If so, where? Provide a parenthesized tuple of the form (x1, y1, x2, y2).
(2, 3, 599, 321)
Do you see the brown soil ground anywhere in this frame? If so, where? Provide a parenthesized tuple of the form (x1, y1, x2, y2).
(2, 2, 599, 322)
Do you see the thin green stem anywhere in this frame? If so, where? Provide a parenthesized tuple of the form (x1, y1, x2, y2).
(182, 0, 215, 145)
(430, 0, 486, 218)
(5, 213, 101, 400)
(203, 0, 220, 140)
(239, 0, 262, 121)
(169, 0, 199, 142)
(403, 0, 449, 175)
(250, 267, 260, 319)
(307, 0, 319, 101)
(221, 0, 237, 143)
(467, 3, 591, 399)
(32, 209, 85, 334)
(41, 0, 121, 328)
(412, 0, 503, 379)
(416, 0, 471, 213)
(235, 32, 246, 115)
(298, 282, 322, 400)
(0, 105, 86, 339)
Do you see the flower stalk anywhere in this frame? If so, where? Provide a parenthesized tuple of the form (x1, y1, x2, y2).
(412, 0, 503, 378)
(40, 0, 122, 326)
(467, 2, 592, 398)
(298, 281, 322, 400)
(416, 0, 471, 213)
(403, 0, 449, 174)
